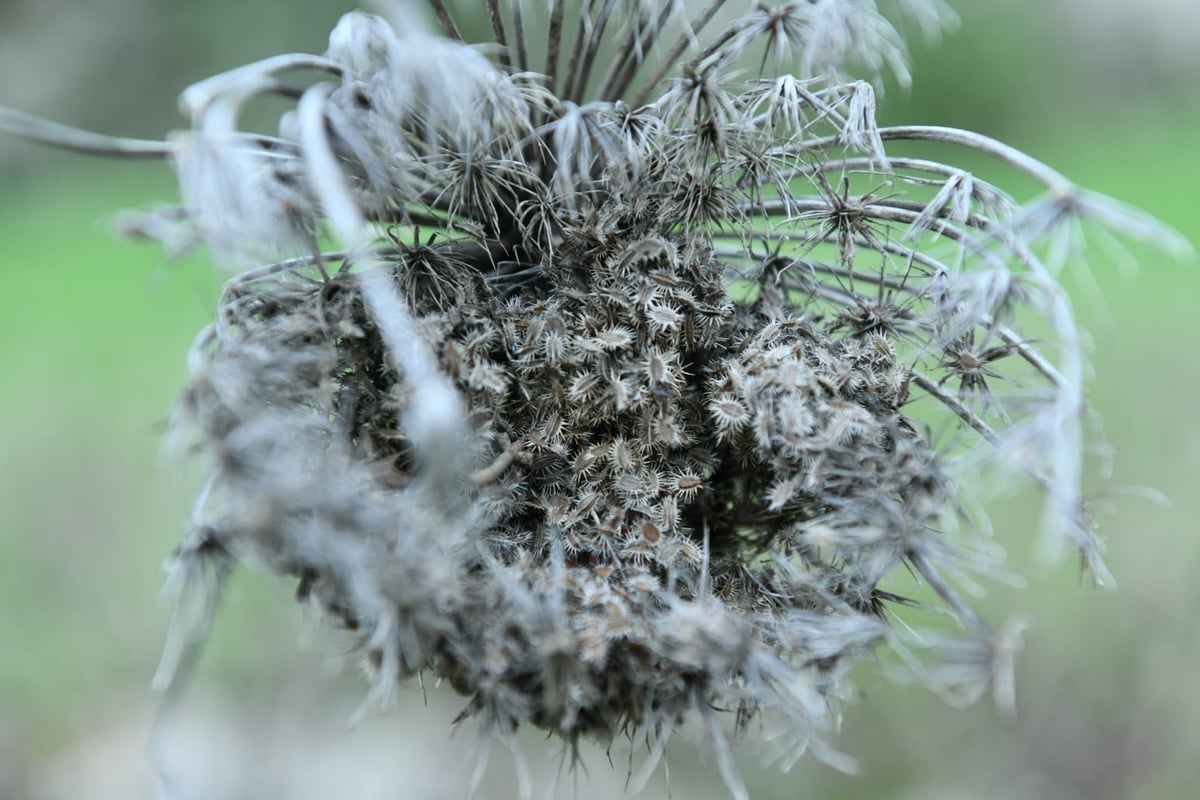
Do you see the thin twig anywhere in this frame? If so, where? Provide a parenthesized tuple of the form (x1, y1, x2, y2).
(630, 0, 728, 107)
(425, 0, 464, 41)
(566, 0, 619, 103)
(486, 0, 513, 70)
(600, 1, 676, 103)
(545, 0, 567, 96)
(511, 0, 529, 73)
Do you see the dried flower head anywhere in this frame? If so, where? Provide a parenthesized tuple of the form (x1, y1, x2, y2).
(2, 1, 1188, 796)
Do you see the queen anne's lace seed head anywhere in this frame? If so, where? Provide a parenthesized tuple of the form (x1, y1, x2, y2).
(2, 0, 1187, 795)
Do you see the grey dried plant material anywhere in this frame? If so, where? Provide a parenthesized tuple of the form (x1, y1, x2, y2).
(1, 0, 1189, 796)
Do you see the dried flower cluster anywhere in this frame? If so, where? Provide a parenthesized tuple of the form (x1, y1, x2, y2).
(1, 0, 1187, 795)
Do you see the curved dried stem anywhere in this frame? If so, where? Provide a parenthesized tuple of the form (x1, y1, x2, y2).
(0, 107, 171, 158)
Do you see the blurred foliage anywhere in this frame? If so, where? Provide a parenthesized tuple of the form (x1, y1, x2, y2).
(0, 1, 1197, 798)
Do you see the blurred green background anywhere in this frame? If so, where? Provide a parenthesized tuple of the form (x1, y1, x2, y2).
(1, 1, 1197, 798)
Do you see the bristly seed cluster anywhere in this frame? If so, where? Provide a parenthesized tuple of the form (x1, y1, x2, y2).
(3, 1, 1186, 796)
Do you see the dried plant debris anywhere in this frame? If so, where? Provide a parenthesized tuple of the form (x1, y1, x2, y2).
(2, 0, 1188, 795)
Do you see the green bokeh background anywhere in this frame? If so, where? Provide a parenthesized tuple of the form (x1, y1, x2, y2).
(1, 2, 1197, 797)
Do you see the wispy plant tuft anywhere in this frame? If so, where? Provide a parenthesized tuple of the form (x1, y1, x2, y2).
(2, 0, 1187, 794)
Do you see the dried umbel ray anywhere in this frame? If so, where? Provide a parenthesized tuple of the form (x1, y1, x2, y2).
(2, 1, 1188, 795)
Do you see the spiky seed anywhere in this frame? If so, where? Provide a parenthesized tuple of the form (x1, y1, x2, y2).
(671, 470, 703, 501)
(541, 331, 569, 365)
(573, 442, 607, 476)
(568, 372, 602, 402)
(608, 437, 636, 474)
(466, 360, 509, 393)
(620, 537, 655, 565)
(651, 413, 688, 447)
(592, 326, 634, 350)
(607, 376, 634, 411)
(626, 570, 661, 594)
(767, 475, 801, 511)
(645, 301, 683, 332)
(574, 489, 602, 519)
(709, 394, 750, 438)
(618, 237, 677, 272)
(656, 495, 680, 534)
